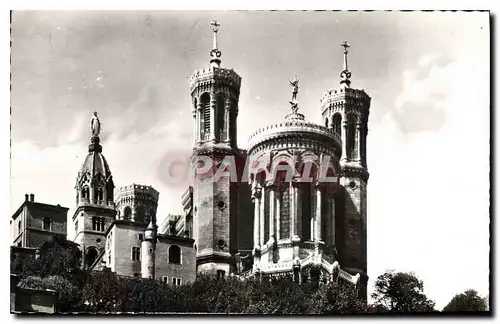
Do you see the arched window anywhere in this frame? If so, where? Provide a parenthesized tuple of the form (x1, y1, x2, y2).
(346, 114, 357, 160)
(168, 245, 181, 264)
(86, 247, 98, 268)
(215, 94, 225, 141)
(325, 117, 329, 128)
(332, 114, 342, 137)
(82, 186, 89, 200)
(96, 187, 103, 202)
(200, 93, 211, 140)
(123, 206, 132, 220)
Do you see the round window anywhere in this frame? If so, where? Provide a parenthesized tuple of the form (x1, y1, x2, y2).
(349, 181, 357, 189)
(217, 201, 226, 210)
(218, 239, 226, 249)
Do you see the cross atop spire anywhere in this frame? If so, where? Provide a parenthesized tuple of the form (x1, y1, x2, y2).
(209, 19, 222, 67)
(340, 41, 352, 87)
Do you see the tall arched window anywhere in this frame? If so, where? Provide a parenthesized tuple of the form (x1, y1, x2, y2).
(168, 245, 181, 264)
(96, 187, 103, 202)
(200, 93, 211, 140)
(325, 117, 329, 128)
(215, 94, 225, 141)
(332, 114, 342, 137)
(123, 206, 132, 220)
(86, 247, 98, 268)
(82, 186, 89, 200)
(346, 114, 357, 160)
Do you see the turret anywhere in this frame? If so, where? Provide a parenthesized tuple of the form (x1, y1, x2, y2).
(141, 220, 157, 279)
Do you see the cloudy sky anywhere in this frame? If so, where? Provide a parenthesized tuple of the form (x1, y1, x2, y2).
(10, 11, 489, 308)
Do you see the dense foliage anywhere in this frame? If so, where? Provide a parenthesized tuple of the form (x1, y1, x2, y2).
(12, 237, 488, 314)
(18, 275, 81, 312)
(370, 271, 436, 313)
(442, 289, 488, 312)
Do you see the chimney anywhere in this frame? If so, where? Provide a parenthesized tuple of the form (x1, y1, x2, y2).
(29, 194, 34, 202)
(24, 194, 28, 202)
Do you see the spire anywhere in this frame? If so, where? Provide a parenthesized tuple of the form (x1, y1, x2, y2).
(285, 76, 305, 121)
(89, 111, 102, 153)
(209, 19, 222, 68)
(340, 41, 352, 87)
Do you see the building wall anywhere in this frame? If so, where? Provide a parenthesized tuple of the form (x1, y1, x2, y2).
(11, 202, 68, 248)
(338, 176, 367, 273)
(110, 223, 145, 277)
(14, 288, 57, 314)
(237, 181, 253, 253)
(155, 237, 196, 285)
(73, 206, 115, 249)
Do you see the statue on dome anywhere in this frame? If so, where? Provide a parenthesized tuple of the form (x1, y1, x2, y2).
(289, 76, 299, 103)
(90, 111, 101, 137)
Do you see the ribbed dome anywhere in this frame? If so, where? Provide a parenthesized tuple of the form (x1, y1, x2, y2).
(247, 109, 342, 155)
(75, 136, 115, 205)
(76, 137, 112, 186)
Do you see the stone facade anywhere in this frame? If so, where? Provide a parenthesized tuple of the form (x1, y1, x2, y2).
(189, 21, 249, 276)
(10, 194, 68, 248)
(155, 235, 196, 285)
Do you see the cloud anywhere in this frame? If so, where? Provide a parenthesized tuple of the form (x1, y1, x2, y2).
(392, 54, 455, 134)
(368, 51, 489, 308)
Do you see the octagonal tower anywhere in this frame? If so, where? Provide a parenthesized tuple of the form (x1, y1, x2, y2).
(320, 42, 371, 297)
(189, 20, 245, 276)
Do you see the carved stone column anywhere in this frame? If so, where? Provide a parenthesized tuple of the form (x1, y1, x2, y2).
(196, 102, 203, 143)
(268, 186, 275, 245)
(289, 182, 296, 238)
(276, 187, 281, 241)
(259, 185, 266, 247)
(252, 185, 261, 249)
(295, 183, 302, 238)
(224, 97, 231, 143)
(210, 97, 216, 141)
(310, 183, 315, 241)
(315, 184, 322, 242)
(341, 114, 348, 161)
(356, 121, 361, 162)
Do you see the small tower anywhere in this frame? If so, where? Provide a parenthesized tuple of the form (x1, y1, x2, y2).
(115, 184, 159, 224)
(189, 19, 243, 276)
(141, 220, 157, 279)
(319, 42, 371, 295)
(73, 112, 117, 269)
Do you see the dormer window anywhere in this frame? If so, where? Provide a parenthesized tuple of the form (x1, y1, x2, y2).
(42, 218, 52, 231)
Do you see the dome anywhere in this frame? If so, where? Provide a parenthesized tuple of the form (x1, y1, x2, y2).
(247, 109, 342, 157)
(75, 136, 115, 205)
(76, 137, 112, 187)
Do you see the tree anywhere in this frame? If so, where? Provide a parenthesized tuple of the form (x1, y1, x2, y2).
(371, 271, 435, 313)
(23, 235, 85, 286)
(307, 281, 367, 314)
(442, 289, 487, 312)
(81, 268, 124, 313)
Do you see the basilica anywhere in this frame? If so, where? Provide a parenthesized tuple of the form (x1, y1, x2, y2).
(11, 19, 371, 298)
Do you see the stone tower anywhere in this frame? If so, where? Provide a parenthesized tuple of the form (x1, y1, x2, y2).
(189, 19, 243, 276)
(73, 112, 117, 269)
(141, 220, 157, 279)
(115, 184, 159, 225)
(320, 42, 371, 283)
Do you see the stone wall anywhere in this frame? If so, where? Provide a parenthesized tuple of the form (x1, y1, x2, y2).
(155, 236, 196, 284)
(109, 222, 145, 277)
(13, 287, 57, 314)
